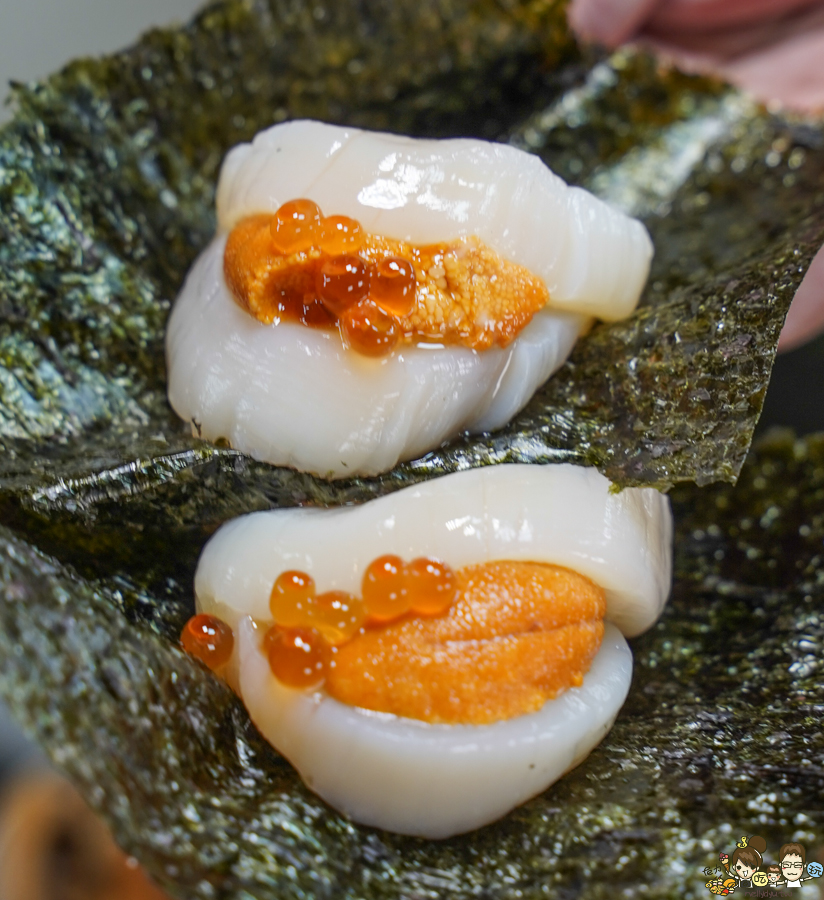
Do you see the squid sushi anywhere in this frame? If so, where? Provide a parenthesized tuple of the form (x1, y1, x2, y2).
(184, 464, 673, 838)
(166, 121, 653, 478)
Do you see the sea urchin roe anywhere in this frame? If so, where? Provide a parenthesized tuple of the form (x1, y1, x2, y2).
(261, 559, 606, 723)
(223, 200, 550, 357)
(326, 561, 606, 725)
(266, 626, 327, 689)
(180, 613, 234, 671)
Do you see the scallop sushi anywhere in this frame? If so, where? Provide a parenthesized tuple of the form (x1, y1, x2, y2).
(166, 121, 653, 478)
(185, 464, 673, 838)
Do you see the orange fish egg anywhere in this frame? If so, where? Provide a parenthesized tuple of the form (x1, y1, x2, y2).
(319, 215, 364, 255)
(180, 613, 234, 671)
(309, 591, 366, 645)
(405, 557, 457, 616)
(371, 256, 416, 316)
(362, 554, 411, 622)
(269, 570, 316, 627)
(339, 298, 400, 356)
(270, 198, 322, 254)
(223, 199, 550, 359)
(266, 626, 327, 689)
(316, 254, 371, 316)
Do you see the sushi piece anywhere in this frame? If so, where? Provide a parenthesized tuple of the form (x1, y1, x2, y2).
(190, 464, 673, 838)
(166, 121, 653, 478)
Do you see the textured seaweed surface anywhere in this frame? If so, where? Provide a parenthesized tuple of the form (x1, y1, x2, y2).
(3, 432, 824, 900)
(1, 0, 823, 514)
(2, 0, 824, 897)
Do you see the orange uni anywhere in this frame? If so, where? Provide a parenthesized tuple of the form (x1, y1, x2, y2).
(223, 201, 549, 355)
(325, 561, 605, 725)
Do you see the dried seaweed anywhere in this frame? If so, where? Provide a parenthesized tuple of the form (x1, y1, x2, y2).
(0, 0, 822, 519)
(2, 0, 824, 897)
(3, 431, 824, 899)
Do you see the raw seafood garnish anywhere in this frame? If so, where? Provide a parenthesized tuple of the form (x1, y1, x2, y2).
(224, 200, 551, 356)
(182, 557, 605, 725)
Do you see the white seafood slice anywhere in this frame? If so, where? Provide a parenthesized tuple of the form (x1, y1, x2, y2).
(237, 616, 632, 839)
(166, 237, 587, 478)
(196, 463, 672, 837)
(195, 464, 673, 644)
(217, 119, 653, 321)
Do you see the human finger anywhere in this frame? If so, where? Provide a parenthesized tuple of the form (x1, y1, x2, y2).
(567, 0, 660, 46)
(778, 247, 824, 353)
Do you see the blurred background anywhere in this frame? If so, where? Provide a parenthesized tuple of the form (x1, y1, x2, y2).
(0, 3, 202, 897)
(2, 0, 824, 897)
(0, 0, 203, 124)
(0, 0, 204, 775)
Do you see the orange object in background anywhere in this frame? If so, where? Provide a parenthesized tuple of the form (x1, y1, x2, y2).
(0, 771, 170, 900)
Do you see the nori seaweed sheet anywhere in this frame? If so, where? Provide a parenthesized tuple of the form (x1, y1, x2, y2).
(1, 0, 824, 896)
(3, 432, 824, 899)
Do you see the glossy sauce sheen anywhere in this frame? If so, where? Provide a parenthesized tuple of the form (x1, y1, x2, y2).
(223, 200, 551, 356)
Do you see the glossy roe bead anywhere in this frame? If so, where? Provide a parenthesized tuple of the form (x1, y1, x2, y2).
(339, 298, 400, 357)
(270, 570, 316, 627)
(371, 256, 417, 316)
(266, 626, 327, 689)
(271, 199, 322, 254)
(310, 590, 366, 644)
(405, 557, 457, 616)
(316, 254, 371, 316)
(362, 554, 411, 622)
(318, 215, 364, 255)
(180, 613, 234, 670)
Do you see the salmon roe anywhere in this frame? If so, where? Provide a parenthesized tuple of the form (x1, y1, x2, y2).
(180, 613, 234, 671)
(225, 199, 551, 357)
(270, 199, 322, 254)
(318, 215, 364, 255)
(270, 570, 316, 627)
(265, 626, 327, 689)
(339, 299, 400, 356)
(264, 554, 456, 689)
(371, 257, 416, 316)
(226, 199, 417, 358)
(316, 255, 371, 316)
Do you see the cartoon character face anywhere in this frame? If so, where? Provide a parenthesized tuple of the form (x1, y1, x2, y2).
(734, 860, 756, 879)
(781, 853, 805, 883)
(767, 871, 779, 883)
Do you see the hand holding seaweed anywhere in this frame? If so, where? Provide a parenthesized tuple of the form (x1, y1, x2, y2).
(569, 0, 824, 352)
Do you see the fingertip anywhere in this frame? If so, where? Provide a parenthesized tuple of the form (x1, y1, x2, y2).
(568, 0, 662, 46)
(778, 244, 824, 353)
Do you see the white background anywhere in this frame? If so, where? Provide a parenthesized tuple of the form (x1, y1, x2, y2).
(0, 0, 205, 123)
